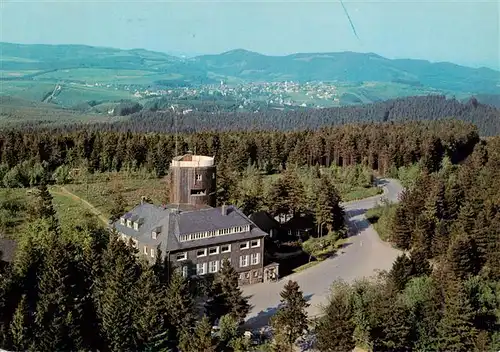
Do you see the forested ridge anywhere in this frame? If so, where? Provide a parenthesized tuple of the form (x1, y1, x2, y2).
(0, 120, 479, 188)
(90, 95, 498, 136)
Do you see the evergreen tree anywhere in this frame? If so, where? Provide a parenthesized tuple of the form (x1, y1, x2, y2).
(134, 266, 171, 351)
(205, 259, 249, 324)
(390, 207, 412, 250)
(179, 316, 217, 352)
(33, 240, 82, 351)
(437, 280, 477, 351)
(388, 254, 414, 291)
(271, 280, 309, 352)
(165, 270, 195, 340)
(447, 233, 480, 279)
(409, 247, 432, 277)
(315, 282, 355, 352)
(97, 237, 140, 351)
(314, 176, 345, 235)
(9, 295, 31, 351)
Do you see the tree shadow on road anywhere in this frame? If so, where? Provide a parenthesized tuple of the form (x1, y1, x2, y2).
(244, 293, 314, 330)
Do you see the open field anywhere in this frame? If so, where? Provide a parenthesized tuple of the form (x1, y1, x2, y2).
(64, 172, 168, 219)
(0, 96, 123, 126)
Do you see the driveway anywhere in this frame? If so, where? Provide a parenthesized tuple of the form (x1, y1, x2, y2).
(242, 178, 403, 330)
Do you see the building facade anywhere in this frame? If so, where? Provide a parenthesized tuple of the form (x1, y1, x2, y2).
(113, 203, 268, 285)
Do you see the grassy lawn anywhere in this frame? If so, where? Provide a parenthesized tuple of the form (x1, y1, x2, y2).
(342, 185, 382, 202)
(64, 172, 168, 219)
(293, 261, 320, 273)
(49, 188, 101, 232)
(0, 187, 102, 239)
(365, 203, 398, 242)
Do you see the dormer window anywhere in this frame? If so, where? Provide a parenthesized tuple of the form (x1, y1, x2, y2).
(120, 217, 125, 225)
(133, 222, 139, 231)
(127, 220, 132, 228)
(152, 226, 161, 240)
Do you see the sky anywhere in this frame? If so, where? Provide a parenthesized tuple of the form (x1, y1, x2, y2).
(1, 0, 499, 70)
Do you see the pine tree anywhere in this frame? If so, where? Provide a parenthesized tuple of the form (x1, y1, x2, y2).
(315, 282, 355, 352)
(271, 280, 309, 352)
(447, 233, 480, 279)
(388, 254, 414, 291)
(390, 207, 412, 250)
(33, 240, 82, 351)
(314, 176, 345, 235)
(437, 280, 477, 351)
(165, 270, 195, 340)
(409, 248, 432, 277)
(97, 237, 140, 351)
(375, 300, 413, 352)
(205, 259, 249, 324)
(134, 266, 171, 351)
(179, 316, 217, 352)
(9, 295, 31, 351)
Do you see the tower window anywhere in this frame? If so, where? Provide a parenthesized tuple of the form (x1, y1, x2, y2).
(196, 174, 202, 181)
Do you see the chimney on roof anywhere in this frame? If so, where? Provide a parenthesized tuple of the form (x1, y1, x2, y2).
(221, 204, 227, 216)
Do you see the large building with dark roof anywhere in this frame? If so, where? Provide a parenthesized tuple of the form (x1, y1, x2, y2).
(113, 153, 278, 285)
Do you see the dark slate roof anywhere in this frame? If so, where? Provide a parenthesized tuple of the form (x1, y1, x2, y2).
(0, 239, 17, 263)
(249, 211, 281, 232)
(112, 203, 267, 252)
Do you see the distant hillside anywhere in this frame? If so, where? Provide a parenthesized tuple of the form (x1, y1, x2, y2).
(193, 49, 500, 94)
(101, 95, 500, 136)
(1, 42, 499, 95)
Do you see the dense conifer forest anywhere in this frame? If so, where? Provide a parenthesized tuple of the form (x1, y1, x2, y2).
(3, 95, 499, 136)
(0, 120, 479, 188)
(0, 116, 499, 351)
(315, 136, 500, 351)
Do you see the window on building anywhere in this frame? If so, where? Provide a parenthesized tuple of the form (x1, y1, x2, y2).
(251, 253, 260, 265)
(221, 244, 231, 253)
(209, 247, 219, 255)
(133, 222, 139, 231)
(143, 246, 147, 255)
(253, 270, 259, 278)
(120, 217, 125, 225)
(127, 220, 132, 228)
(176, 252, 187, 261)
(196, 174, 202, 181)
(212, 173, 215, 179)
(240, 242, 249, 250)
(251, 239, 260, 248)
(246, 272, 250, 279)
(239, 273, 245, 280)
(197, 248, 207, 257)
(196, 263, 206, 275)
(150, 248, 155, 258)
(240, 255, 249, 267)
(182, 266, 188, 278)
(209, 260, 218, 273)
(152, 232, 157, 240)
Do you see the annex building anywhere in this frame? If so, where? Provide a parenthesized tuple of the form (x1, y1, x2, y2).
(112, 152, 278, 285)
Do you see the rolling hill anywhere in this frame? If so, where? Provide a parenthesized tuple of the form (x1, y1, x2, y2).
(1, 42, 499, 114)
(1, 42, 499, 92)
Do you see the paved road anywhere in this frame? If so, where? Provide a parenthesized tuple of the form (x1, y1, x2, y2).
(242, 178, 404, 330)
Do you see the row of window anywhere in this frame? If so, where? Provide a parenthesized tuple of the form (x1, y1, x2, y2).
(193, 253, 260, 276)
(178, 225, 251, 242)
(175, 239, 260, 261)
